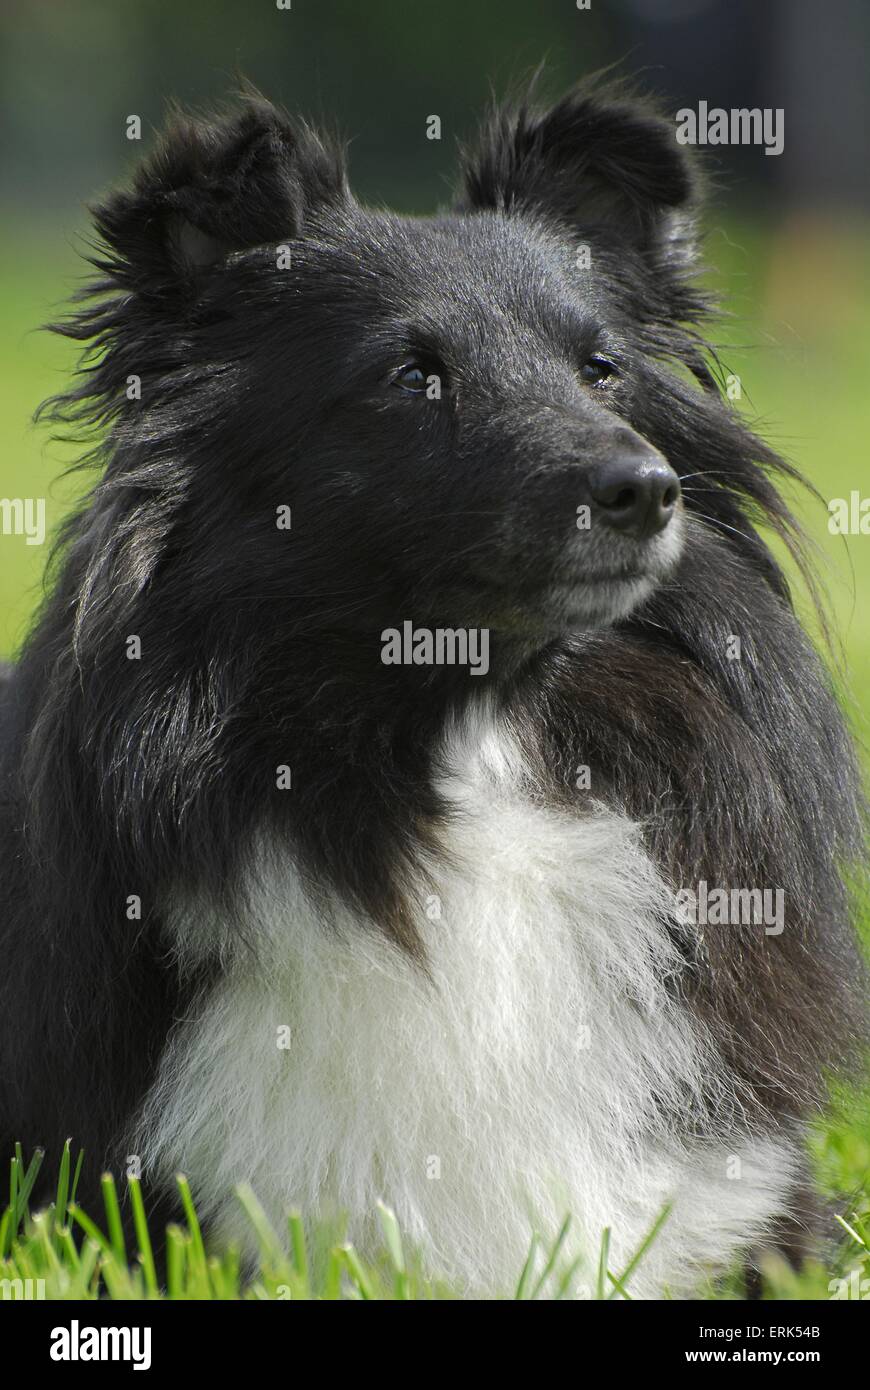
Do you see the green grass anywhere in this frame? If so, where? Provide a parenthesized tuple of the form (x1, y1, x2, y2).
(1, 1146, 867, 1301)
(1, 216, 869, 1300)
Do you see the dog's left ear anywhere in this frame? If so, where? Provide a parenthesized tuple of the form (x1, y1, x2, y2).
(457, 84, 698, 268)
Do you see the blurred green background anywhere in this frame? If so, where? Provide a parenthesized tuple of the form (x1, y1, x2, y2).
(0, 0, 868, 1259)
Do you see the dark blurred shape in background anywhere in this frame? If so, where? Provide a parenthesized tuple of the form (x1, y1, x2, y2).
(1, 0, 867, 215)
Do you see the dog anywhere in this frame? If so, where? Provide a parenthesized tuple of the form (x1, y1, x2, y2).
(0, 79, 865, 1297)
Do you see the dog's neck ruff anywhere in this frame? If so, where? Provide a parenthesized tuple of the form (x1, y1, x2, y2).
(137, 711, 796, 1296)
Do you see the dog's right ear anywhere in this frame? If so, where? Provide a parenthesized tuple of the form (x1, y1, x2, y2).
(93, 98, 349, 290)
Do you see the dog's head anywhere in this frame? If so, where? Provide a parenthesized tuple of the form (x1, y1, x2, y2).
(49, 84, 791, 669)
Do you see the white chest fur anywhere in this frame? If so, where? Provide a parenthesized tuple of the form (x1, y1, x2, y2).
(137, 718, 797, 1296)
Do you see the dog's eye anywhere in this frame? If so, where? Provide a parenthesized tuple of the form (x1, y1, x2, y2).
(392, 359, 444, 394)
(394, 363, 428, 392)
(579, 356, 617, 387)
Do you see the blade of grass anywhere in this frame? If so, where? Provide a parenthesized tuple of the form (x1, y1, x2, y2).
(514, 1232, 540, 1299)
(322, 1245, 344, 1300)
(176, 1174, 209, 1295)
(100, 1173, 126, 1263)
(68, 1201, 112, 1254)
(235, 1183, 283, 1264)
(341, 1242, 375, 1299)
(607, 1201, 672, 1300)
(99, 1249, 141, 1301)
(606, 1269, 634, 1300)
(127, 1176, 158, 1297)
(553, 1253, 586, 1299)
(13, 1147, 44, 1225)
(7, 1154, 18, 1244)
(69, 1148, 85, 1207)
(34, 1210, 65, 1279)
(835, 1213, 867, 1247)
(595, 1227, 611, 1300)
(377, 1202, 409, 1300)
(52, 1138, 73, 1235)
(165, 1224, 187, 1299)
(288, 1210, 309, 1288)
(530, 1215, 572, 1300)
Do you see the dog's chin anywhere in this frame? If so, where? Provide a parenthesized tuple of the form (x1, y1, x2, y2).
(478, 568, 666, 648)
(447, 523, 683, 641)
(541, 520, 685, 631)
(545, 572, 661, 629)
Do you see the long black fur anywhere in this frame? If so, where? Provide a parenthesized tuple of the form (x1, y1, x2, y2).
(0, 79, 865, 1258)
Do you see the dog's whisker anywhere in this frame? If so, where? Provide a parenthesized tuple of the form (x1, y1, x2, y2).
(687, 510, 759, 547)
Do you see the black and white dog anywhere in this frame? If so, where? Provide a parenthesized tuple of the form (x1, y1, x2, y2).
(0, 81, 865, 1296)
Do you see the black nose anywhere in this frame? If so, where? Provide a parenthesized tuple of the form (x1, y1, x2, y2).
(588, 455, 680, 538)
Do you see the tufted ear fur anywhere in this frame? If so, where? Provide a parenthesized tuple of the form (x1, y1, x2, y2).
(92, 96, 349, 289)
(457, 79, 700, 270)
